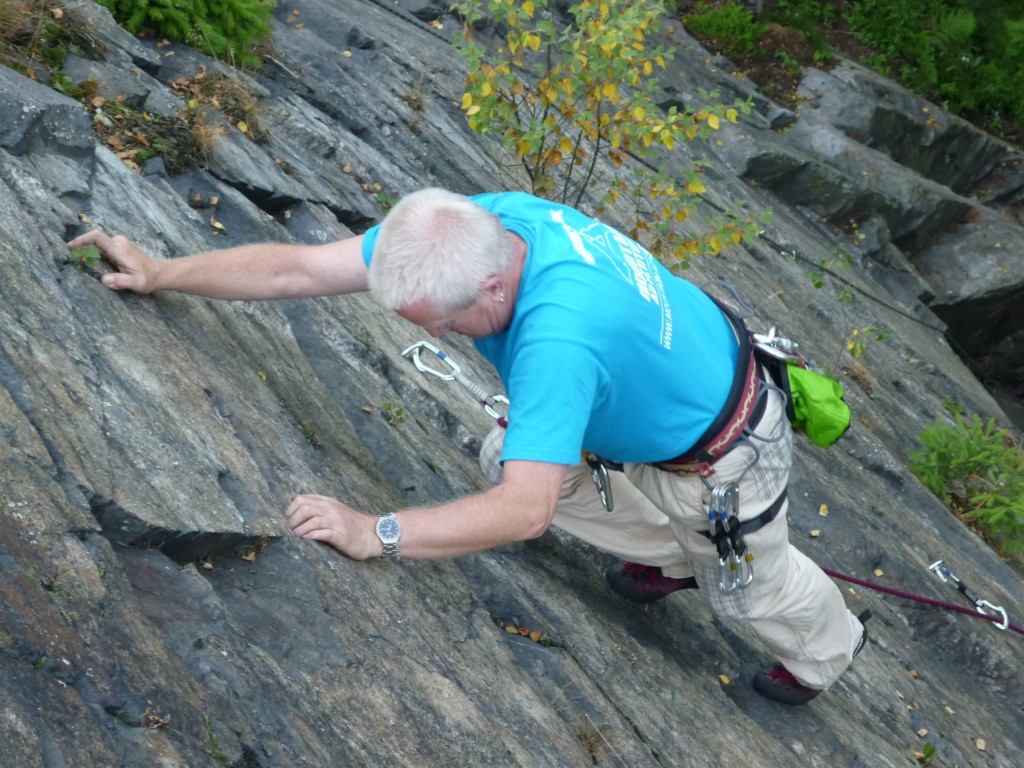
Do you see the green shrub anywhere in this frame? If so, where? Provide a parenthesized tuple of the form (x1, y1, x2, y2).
(683, 2, 763, 60)
(909, 400, 1024, 555)
(847, 0, 1024, 129)
(96, 0, 275, 68)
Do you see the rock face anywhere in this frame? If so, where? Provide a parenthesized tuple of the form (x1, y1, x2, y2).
(1, 2, 1021, 767)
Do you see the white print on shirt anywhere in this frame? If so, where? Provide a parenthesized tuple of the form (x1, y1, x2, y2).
(549, 209, 596, 264)
(550, 211, 674, 350)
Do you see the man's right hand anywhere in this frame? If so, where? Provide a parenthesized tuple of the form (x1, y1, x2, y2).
(67, 230, 161, 294)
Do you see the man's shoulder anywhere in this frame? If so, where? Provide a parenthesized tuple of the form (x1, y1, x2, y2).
(470, 191, 557, 215)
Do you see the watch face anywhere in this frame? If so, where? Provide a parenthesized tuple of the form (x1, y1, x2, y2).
(377, 516, 400, 543)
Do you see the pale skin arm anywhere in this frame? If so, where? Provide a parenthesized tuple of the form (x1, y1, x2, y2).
(66, 230, 369, 299)
(284, 460, 568, 559)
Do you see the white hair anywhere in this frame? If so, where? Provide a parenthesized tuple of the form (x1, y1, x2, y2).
(367, 188, 513, 313)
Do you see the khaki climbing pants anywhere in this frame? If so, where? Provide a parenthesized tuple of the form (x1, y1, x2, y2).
(480, 386, 864, 689)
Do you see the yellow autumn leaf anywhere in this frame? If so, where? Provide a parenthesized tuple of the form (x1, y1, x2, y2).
(523, 0, 535, 16)
(819, 504, 829, 516)
(602, 82, 619, 101)
(708, 114, 720, 130)
(662, 132, 675, 150)
(466, 105, 480, 116)
(810, 530, 821, 538)
(633, 106, 646, 120)
(643, 61, 653, 76)
(719, 674, 731, 684)
(529, 629, 542, 642)
(726, 108, 739, 123)
(559, 136, 573, 154)
(460, 93, 472, 110)
(874, 569, 884, 577)
(237, 121, 249, 134)
(685, 180, 706, 195)
(527, 34, 541, 51)
(479, 82, 492, 97)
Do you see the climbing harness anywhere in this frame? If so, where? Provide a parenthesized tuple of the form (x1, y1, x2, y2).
(929, 560, 1009, 630)
(402, 341, 509, 424)
(708, 483, 754, 593)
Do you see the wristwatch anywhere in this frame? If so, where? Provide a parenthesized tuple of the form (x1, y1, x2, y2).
(375, 513, 401, 560)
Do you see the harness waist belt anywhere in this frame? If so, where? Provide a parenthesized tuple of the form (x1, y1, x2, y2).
(654, 298, 759, 471)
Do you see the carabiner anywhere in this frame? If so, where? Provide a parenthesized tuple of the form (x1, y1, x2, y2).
(585, 454, 614, 512)
(402, 341, 458, 381)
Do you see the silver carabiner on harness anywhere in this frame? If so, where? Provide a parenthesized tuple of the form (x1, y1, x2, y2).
(752, 327, 801, 363)
(402, 341, 510, 422)
(710, 483, 753, 593)
(929, 560, 1009, 630)
(585, 454, 614, 512)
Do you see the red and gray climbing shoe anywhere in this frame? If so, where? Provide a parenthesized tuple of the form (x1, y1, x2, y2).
(752, 663, 822, 705)
(754, 610, 871, 705)
(605, 562, 698, 604)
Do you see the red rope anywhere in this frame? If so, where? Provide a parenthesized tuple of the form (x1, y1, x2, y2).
(822, 567, 1024, 637)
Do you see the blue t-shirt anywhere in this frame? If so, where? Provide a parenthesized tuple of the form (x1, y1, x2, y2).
(362, 192, 738, 464)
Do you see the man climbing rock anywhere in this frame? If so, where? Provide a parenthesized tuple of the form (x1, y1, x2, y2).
(69, 188, 867, 704)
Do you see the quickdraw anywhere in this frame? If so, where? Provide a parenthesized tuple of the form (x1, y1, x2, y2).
(709, 483, 754, 593)
(402, 341, 509, 424)
(929, 560, 1009, 630)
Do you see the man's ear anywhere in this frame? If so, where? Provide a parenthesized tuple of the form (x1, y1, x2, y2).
(482, 275, 504, 302)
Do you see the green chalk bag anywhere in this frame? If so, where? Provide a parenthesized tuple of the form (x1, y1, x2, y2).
(782, 363, 851, 447)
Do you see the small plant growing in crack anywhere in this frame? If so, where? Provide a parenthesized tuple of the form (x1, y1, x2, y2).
(300, 423, 320, 445)
(67, 245, 101, 270)
(381, 402, 405, 425)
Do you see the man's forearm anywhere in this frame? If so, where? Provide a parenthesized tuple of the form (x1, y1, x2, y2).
(390, 460, 566, 559)
(395, 484, 555, 558)
(153, 239, 368, 300)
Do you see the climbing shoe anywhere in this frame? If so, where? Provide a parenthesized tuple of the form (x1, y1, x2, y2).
(753, 663, 822, 705)
(604, 562, 698, 604)
(753, 610, 871, 705)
